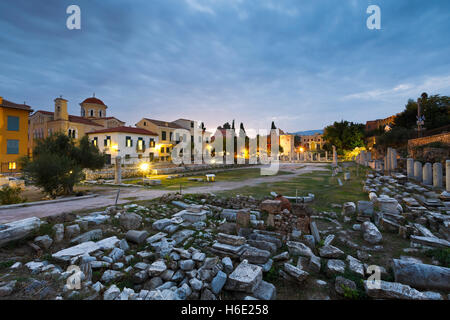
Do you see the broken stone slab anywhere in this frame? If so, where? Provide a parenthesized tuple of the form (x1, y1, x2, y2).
(119, 212, 142, 231)
(357, 201, 374, 216)
(34, 235, 53, 250)
(148, 260, 167, 277)
(76, 213, 110, 225)
(346, 255, 364, 277)
(171, 229, 195, 245)
(70, 229, 103, 244)
(310, 221, 321, 243)
(152, 218, 173, 231)
(247, 239, 277, 254)
(319, 245, 345, 259)
(217, 233, 246, 246)
(377, 198, 400, 214)
(252, 280, 276, 300)
(410, 235, 450, 249)
(224, 260, 263, 293)
(211, 242, 245, 255)
(379, 217, 401, 233)
(361, 221, 383, 244)
(248, 233, 282, 249)
(171, 201, 191, 209)
(342, 202, 356, 215)
(335, 276, 357, 296)
(282, 263, 309, 283)
(173, 209, 208, 223)
(101, 270, 124, 283)
(392, 259, 450, 291)
(363, 280, 431, 300)
(286, 241, 314, 257)
(413, 224, 437, 238)
(325, 259, 346, 277)
(126, 230, 149, 244)
(220, 209, 238, 222)
(240, 247, 271, 264)
(323, 234, 335, 246)
(96, 236, 120, 250)
(52, 241, 100, 262)
(146, 232, 168, 244)
(0, 217, 43, 247)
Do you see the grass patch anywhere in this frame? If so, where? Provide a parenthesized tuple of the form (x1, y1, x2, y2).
(217, 165, 369, 213)
(0, 260, 15, 270)
(424, 248, 450, 267)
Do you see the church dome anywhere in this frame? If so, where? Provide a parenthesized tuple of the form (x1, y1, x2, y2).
(82, 97, 106, 106)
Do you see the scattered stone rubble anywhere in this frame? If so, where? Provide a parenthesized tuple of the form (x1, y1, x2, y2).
(0, 169, 449, 300)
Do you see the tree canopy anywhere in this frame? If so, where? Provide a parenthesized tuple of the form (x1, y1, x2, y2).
(21, 133, 106, 197)
(322, 120, 365, 154)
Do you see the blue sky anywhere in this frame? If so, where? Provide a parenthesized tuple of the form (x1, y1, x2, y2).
(0, 0, 449, 133)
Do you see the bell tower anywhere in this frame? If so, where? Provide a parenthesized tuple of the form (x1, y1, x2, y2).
(54, 96, 68, 121)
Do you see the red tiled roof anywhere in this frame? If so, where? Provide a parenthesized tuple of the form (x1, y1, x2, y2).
(82, 97, 106, 106)
(87, 126, 158, 136)
(32, 110, 103, 127)
(1, 98, 33, 112)
(143, 118, 184, 129)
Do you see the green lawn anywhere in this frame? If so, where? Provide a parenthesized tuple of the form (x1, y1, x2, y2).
(217, 165, 370, 212)
(127, 168, 293, 190)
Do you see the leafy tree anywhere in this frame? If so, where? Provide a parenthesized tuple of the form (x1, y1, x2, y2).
(322, 120, 365, 154)
(394, 93, 450, 130)
(21, 133, 106, 197)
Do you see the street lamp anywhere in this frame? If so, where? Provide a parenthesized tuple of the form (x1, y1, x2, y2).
(139, 162, 150, 182)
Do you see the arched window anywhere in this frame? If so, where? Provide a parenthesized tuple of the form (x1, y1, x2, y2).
(99, 110, 102, 117)
(81, 108, 85, 117)
(90, 110, 94, 117)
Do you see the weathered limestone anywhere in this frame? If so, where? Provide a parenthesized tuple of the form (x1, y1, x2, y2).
(433, 163, 443, 188)
(422, 163, 432, 185)
(114, 156, 122, 185)
(0, 217, 44, 247)
(410, 235, 450, 249)
(406, 158, 414, 179)
(332, 145, 337, 166)
(217, 233, 246, 246)
(414, 161, 422, 181)
(390, 148, 397, 170)
(364, 280, 430, 300)
(446, 160, 450, 193)
(392, 259, 450, 291)
(286, 241, 314, 257)
(52, 241, 100, 261)
(225, 260, 262, 293)
(361, 221, 382, 244)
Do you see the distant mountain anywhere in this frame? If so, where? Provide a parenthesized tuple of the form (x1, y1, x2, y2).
(290, 129, 323, 136)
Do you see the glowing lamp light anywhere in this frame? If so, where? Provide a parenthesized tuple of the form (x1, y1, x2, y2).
(111, 144, 119, 151)
(139, 162, 150, 172)
(299, 147, 305, 152)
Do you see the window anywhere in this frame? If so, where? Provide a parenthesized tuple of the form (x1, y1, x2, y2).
(149, 153, 154, 161)
(7, 116, 19, 131)
(125, 154, 130, 159)
(90, 110, 94, 117)
(104, 136, 111, 147)
(169, 132, 173, 141)
(126, 136, 132, 147)
(191, 121, 194, 128)
(81, 109, 85, 117)
(99, 110, 103, 117)
(149, 138, 155, 148)
(138, 154, 143, 159)
(143, 121, 147, 126)
(161, 147, 165, 154)
(137, 138, 144, 151)
(8, 162, 16, 170)
(7, 140, 19, 154)
(161, 131, 167, 141)
(92, 137, 98, 147)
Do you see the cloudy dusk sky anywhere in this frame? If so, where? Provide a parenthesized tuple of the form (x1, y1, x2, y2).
(0, 0, 449, 133)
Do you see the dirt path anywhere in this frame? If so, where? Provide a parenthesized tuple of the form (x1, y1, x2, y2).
(0, 163, 329, 224)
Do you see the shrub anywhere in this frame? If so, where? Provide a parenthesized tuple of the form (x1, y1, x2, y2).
(0, 185, 25, 205)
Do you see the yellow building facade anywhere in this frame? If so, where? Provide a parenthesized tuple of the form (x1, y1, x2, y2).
(0, 97, 33, 173)
(29, 96, 125, 152)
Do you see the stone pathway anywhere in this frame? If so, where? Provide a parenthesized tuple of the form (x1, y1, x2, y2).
(0, 163, 329, 224)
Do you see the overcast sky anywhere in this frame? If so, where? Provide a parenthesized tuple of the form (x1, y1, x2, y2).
(0, 0, 449, 133)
